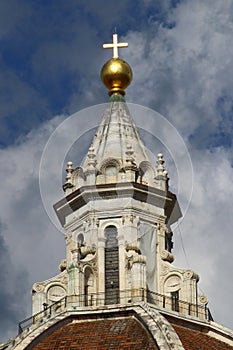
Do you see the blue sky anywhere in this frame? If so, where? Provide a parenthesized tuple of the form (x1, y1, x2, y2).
(0, 0, 233, 343)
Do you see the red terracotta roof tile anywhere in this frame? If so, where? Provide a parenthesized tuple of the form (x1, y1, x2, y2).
(173, 324, 233, 350)
(31, 317, 159, 350)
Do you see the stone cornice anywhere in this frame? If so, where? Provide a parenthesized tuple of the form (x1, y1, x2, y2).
(54, 182, 181, 226)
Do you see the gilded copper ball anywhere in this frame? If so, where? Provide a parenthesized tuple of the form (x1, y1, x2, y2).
(101, 58, 133, 95)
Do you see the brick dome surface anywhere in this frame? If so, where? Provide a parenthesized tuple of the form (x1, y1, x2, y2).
(30, 317, 159, 350)
(174, 324, 233, 350)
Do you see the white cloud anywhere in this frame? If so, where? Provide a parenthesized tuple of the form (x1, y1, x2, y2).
(0, 116, 66, 342)
(173, 145, 233, 329)
(125, 0, 233, 143)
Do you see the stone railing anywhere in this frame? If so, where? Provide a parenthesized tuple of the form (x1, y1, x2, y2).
(18, 288, 213, 334)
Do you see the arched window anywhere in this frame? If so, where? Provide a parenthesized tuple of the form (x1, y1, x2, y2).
(105, 225, 118, 248)
(77, 233, 84, 245)
(164, 275, 181, 312)
(84, 267, 95, 306)
(104, 226, 119, 304)
(105, 165, 117, 176)
(139, 161, 155, 185)
(100, 159, 120, 183)
(171, 291, 179, 312)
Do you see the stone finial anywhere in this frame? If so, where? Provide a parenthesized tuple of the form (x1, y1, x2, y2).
(87, 145, 96, 168)
(63, 161, 75, 192)
(125, 144, 135, 164)
(66, 161, 73, 183)
(156, 153, 169, 179)
(163, 170, 168, 179)
(88, 145, 94, 154)
(156, 153, 165, 174)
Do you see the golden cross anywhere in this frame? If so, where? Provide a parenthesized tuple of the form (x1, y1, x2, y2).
(103, 34, 128, 59)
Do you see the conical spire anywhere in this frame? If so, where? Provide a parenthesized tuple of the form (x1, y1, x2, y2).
(82, 99, 152, 171)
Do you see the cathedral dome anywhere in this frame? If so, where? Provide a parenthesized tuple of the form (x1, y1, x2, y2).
(30, 317, 159, 350)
